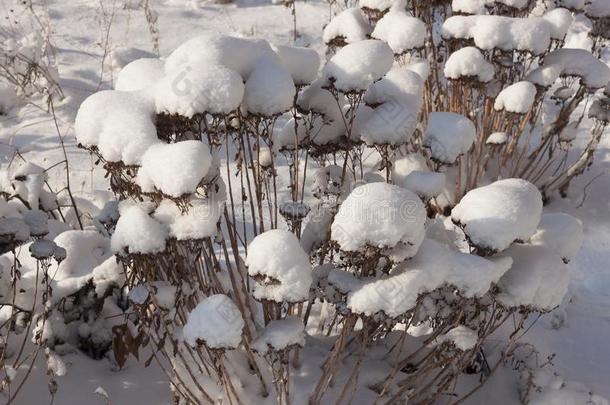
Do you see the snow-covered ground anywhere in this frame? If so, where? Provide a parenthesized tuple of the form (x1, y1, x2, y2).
(1, 0, 609, 404)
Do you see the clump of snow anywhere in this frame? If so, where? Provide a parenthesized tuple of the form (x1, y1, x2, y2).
(391, 153, 429, 184)
(528, 48, 610, 89)
(433, 325, 478, 351)
(246, 229, 312, 303)
(402, 171, 446, 200)
(111, 204, 167, 255)
(54, 230, 110, 279)
(244, 57, 296, 116)
(486, 131, 509, 145)
(364, 67, 424, 110)
(0, 217, 30, 244)
(494, 81, 537, 114)
(153, 197, 223, 241)
(452, 0, 488, 14)
(452, 178, 543, 253)
(323, 8, 370, 45)
(371, 11, 426, 54)
(251, 317, 305, 353)
(542, 8, 573, 40)
(529, 213, 583, 263)
(323, 40, 394, 92)
(164, 35, 276, 78)
(273, 45, 320, 86)
(359, 102, 418, 146)
(496, 244, 568, 311)
(155, 65, 244, 116)
(444, 47, 495, 82)
(136, 141, 212, 198)
(344, 239, 512, 317)
(74, 90, 159, 165)
(423, 112, 476, 164)
(331, 182, 426, 260)
(183, 294, 244, 349)
(22, 209, 49, 237)
(589, 98, 610, 123)
(115, 58, 165, 92)
(0, 82, 21, 114)
(442, 15, 552, 55)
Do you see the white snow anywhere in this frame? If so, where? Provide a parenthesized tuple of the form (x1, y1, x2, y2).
(153, 196, 223, 241)
(486, 131, 509, 145)
(183, 294, 244, 349)
(251, 317, 305, 353)
(371, 11, 426, 54)
(365, 66, 424, 110)
(322, 8, 370, 45)
(359, 101, 418, 145)
(494, 81, 537, 114)
(331, 182, 426, 260)
(452, 178, 543, 252)
(442, 15, 552, 55)
(115, 58, 165, 92)
(495, 244, 569, 311)
(359, 0, 399, 11)
(155, 64, 244, 116)
(345, 239, 512, 317)
(402, 171, 446, 199)
(423, 112, 476, 164)
(246, 229, 312, 303)
(136, 141, 212, 198)
(451, 0, 488, 14)
(444, 46, 495, 82)
(322, 40, 394, 92)
(74, 90, 159, 165)
(529, 212, 583, 263)
(244, 57, 296, 116)
(542, 8, 573, 40)
(111, 204, 167, 255)
(273, 45, 320, 86)
(391, 153, 429, 185)
(539, 48, 610, 89)
(433, 325, 478, 351)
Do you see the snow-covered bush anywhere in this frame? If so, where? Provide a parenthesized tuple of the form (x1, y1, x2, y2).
(65, 1, 609, 402)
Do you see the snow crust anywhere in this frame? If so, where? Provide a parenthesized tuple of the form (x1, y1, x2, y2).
(452, 179, 543, 252)
(183, 294, 244, 349)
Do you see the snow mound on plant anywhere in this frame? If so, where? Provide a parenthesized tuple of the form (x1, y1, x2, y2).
(344, 239, 512, 317)
(423, 112, 476, 164)
(331, 182, 426, 260)
(183, 294, 244, 349)
(153, 196, 223, 241)
(444, 47, 495, 82)
(252, 317, 305, 353)
(364, 67, 424, 110)
(155, 65, 244, 116)
(323, 40, 394, 92)
(494, 81, 537, 114)
(542, 8, 573, 40)
(54, 230, 110, 279)
(495, 244, 568, 311)
(74, 90, 159, 165)
(244, 57, 296, 115)
(585, 0, 610, 18)
(273, 44, 320, 86)
(371, 11, 426, 54)
(115, 58, 165, 92)
(359, 102, 418, 146)
(111, 204, 167, 255)
(527, 48, 610, 89)
(402, 171, 446, 200)
(529, 212, 583, 263)
(323, 8, 370, 45)
(452, 179, 543, 253)
(442, 15, 552, 55)
(136, 141, 212, 198)
(246, 229, 312, 303)
(433, 325, 478, 351)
